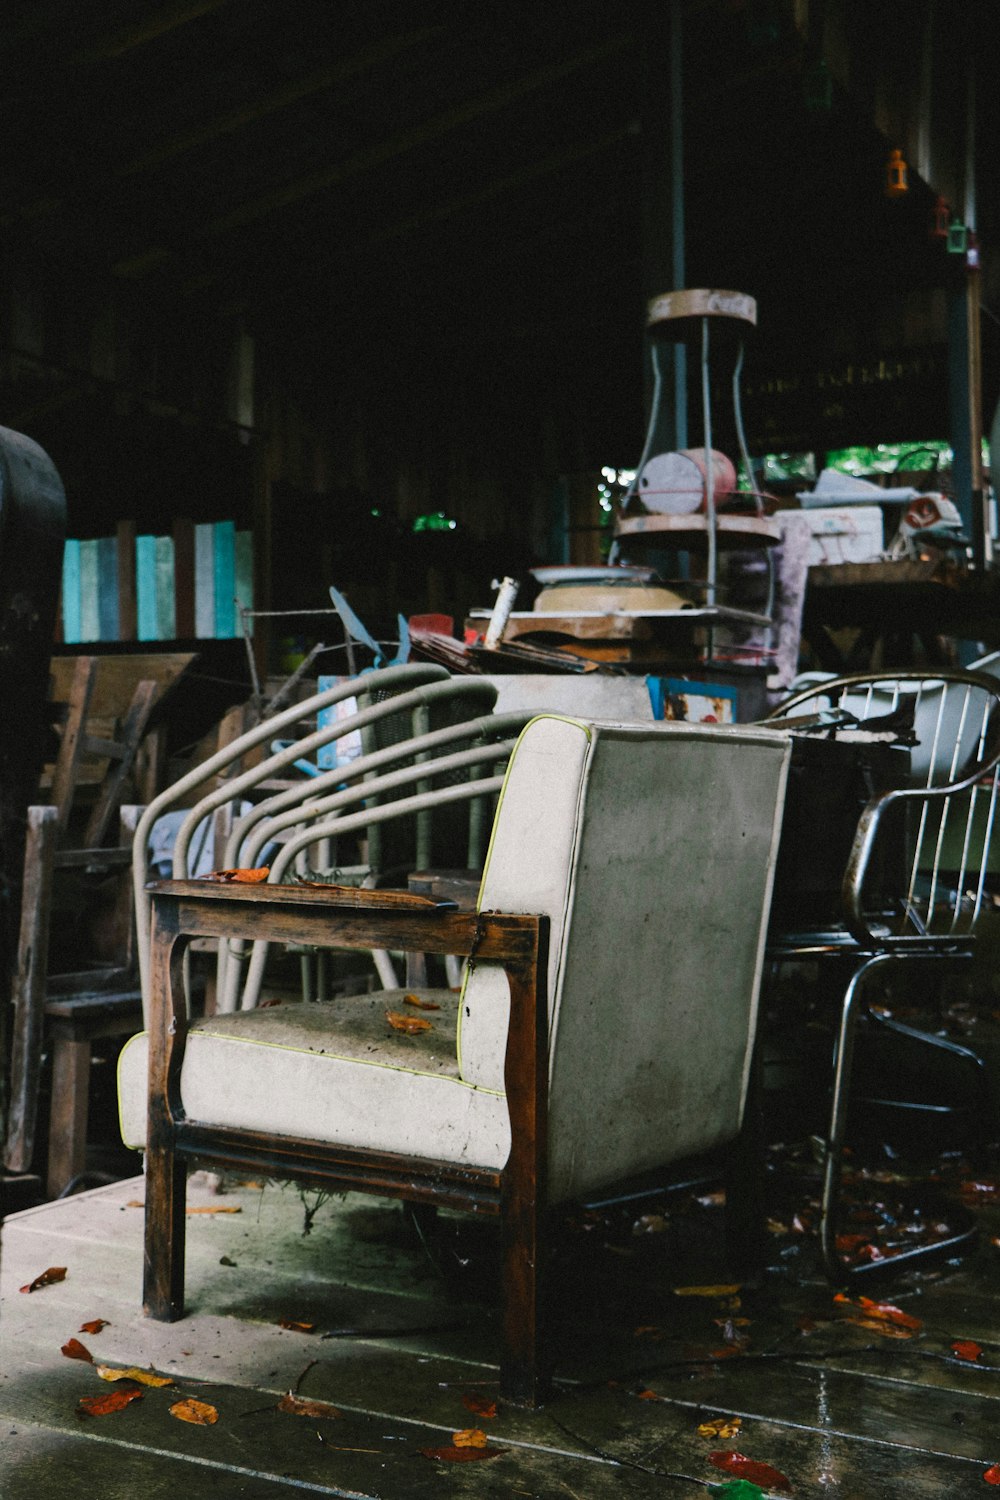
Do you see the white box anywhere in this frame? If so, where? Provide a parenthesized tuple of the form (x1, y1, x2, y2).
(802, 505, 883, 566)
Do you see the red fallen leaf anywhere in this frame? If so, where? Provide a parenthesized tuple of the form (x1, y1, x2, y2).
(952, 1340, 983, 1363)
(20, 1266, 67, 1293)
(61, 1338, 93, 1363)
(77, 1385, 143, 1418)
(202, 867, 270, 883)
(79, 1319, 109, 1335)
(709, 1450, 792, 1491)
(403, 992, 441, 1011)
(984, 1462, 1000, 1484)
(278, 1318, 315, 1333)
(461, 1393, 497, 1419)
(419, 1444, 501, 1463)
(385, 1010, 433, 1034)
(637, 1388, 662, 1401)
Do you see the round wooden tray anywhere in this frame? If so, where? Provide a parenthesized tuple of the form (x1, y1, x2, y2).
(614, 512, 781, 549)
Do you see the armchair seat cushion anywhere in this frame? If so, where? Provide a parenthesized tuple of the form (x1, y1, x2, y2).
(117, 987, 510, 1169)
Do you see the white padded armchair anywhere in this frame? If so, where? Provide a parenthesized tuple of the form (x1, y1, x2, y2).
(118, 715, 791, 1405)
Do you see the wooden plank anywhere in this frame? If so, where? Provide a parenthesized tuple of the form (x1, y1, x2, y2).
(48, 652, 195, 719)
(173, 518, 195, 639)
(60, 539, 81, 645)
(78, 539, 99, 642)
(155, 534, 176, 640)
(83, 678, 158, 846)
(234, 528, 254, 631)
(96, 534, 119, 641)
(3, 807, 59, 1174)
(213, 519, 236, 638)
(194, 522, 215, 638)
(116, 518, 137, 641)
(135, 533, 158, 641)
(48, 656, 97, 834)
(46, 1037, 90, 1197)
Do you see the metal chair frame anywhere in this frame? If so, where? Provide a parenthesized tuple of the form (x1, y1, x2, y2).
(765, 668, 1000, 1279)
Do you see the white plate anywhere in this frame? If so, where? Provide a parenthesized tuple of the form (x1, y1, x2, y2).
(530, 564, 659, 586)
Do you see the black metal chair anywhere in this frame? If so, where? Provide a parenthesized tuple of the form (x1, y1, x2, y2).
(764, 668, 1000, 1280)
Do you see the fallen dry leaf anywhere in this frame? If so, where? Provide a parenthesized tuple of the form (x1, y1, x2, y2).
(698, 1415, 742, 1439)
(79, 1319, 109, 1335)
(97, 1364, 174, 1387)
(404, 992, 441, 1010)
(452, 1428, 488, 1449)
(20, 1266, 67, 1293)
(170, 1397, 219, 1425)
(386, 1009, 433, 1034)
(709, 1450, 792, 1491)
(952, 1339, 983, 1363)
(61, 1338, 93, 1363)
(834, 1293, 922, 1331)
(843, 1316, 913, 1339)
(278, 1318, 316, 1333)
(637, 1388, 662, 1401)
(125, 1199, 144, 1209)
(277, 1393, 342, 1420)
(78, 1385, 143, 1418)
(186, 1205, 242, 1215)
(461, 1393, 497, 1419)
(202, 867, 270, 883)
(673, 1283, 741, 1298)
(419, 1443, 501, 1463)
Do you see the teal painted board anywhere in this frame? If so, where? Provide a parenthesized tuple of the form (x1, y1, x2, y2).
(79, 540, 99, 642)
(155, 535, 176, 640)
(97, 535, 119, 641)
(61, 539, 82, 644)
(136, 534, 159, 641)
(234, 530, 253, 635)
(213, 520, 236, 638)
(194, 522, 215, 638)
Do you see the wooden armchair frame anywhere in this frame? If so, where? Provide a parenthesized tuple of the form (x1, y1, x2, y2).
(144, 879, 551, 1408)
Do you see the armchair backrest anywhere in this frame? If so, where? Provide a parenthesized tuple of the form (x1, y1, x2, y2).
(457, 716, 792, 1202)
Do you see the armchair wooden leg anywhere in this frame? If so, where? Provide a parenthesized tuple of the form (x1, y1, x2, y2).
(499, 1174, 550, 1408)
(143, 1141, 188, 1320)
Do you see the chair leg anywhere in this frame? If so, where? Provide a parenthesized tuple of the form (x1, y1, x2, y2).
(47, 1036, 90, 1198)
(818, 952, 978, 1280)
(143, 1141, 188, 1320)
(725, 1039, 767, 1277)
(499, 1179, 550, 1409)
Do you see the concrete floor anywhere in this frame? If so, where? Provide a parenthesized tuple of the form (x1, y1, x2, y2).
(5, 1160, 1000, 1498)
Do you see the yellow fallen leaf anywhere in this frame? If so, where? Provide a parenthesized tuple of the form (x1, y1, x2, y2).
(403, 993, 441, 1010)
(673, 1284, 742, 1298)
(698, 1415, 742, 1439)
(452, 1428, 488, 1448)
(186, 1205, 242, 1215)
(170, 1397, 219, 1425)
(386, 1009, 433, 1034)
(97, 1364, 174, 1387)
(452, 1422, 488, 1446)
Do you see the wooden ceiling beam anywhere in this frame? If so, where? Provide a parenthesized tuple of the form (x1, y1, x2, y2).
(118, 25, 443, 178)
(196, 33, 633, 241)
